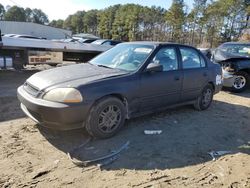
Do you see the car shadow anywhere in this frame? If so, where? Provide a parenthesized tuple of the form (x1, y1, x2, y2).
(38, 99, 250, 170)
(222, 87, 250, 98)
(0, 69, 38, 122)
(232, 89, 250, 98)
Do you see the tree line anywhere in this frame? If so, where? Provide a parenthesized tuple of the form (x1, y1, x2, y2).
(0, 4, 48, 24)
(0, 0, 249, 47)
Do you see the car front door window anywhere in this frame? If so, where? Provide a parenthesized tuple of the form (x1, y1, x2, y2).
(152, 47, 178, 71)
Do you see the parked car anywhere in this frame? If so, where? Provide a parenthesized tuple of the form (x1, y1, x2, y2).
(77, 38, 97, 43)
(92, 39, 122, 46)
(2, 34, 16, 37)
(62, 38, 97, 43)
(5, 34, 46, 40)
(17, 42, 222, 138)
(213, 42, 250, 92)
(63, 38, 79, 43)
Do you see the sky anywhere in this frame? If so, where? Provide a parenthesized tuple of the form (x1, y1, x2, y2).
(1, 0, 194, 21)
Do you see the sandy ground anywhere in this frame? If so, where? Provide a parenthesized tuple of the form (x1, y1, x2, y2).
(0, 66, 250, 188)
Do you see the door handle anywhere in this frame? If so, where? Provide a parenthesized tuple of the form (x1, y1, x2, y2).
(203, 72, 208, 77)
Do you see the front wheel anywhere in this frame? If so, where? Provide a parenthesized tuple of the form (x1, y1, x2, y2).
(194, 84, 214, 111)
(86, 97, 126, 139)
(231, 71, 249, 93)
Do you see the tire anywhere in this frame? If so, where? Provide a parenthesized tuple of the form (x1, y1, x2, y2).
(194, 84, 214, 111)
(231, 71, 249, 93)
(86, 97, 126, 139)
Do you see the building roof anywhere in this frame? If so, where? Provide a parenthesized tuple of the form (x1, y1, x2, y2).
(0, 21, 72, 40)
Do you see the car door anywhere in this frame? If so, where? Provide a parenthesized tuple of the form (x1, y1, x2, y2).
(139, 46, 183, 111)
(179, 46, 209, 102)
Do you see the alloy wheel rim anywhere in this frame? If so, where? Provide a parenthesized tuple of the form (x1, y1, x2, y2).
(202, 88, 212, 107)
(98, 105, 121, 133)
(233, 76, 246, 89)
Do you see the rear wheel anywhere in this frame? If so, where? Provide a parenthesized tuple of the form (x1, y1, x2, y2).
(231, 71, 249, 93)
(86, 97, 126, 139)
(194, 84, 214, 111)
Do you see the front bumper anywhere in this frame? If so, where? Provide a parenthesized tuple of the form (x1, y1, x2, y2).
(222, 70, 235, 87)
(17, 86, 91, 130)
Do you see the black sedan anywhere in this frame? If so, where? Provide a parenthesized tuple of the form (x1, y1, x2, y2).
(17, 42, 222, 138)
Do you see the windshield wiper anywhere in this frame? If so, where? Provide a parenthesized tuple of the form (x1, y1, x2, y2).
(96, 64, 113, 69)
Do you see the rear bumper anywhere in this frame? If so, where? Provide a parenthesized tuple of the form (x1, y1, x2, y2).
(214, 74, 223, 94)
(17, 86, 91, 130)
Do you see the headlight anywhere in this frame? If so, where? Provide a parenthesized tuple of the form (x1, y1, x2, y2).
(43, 88, 83, 103)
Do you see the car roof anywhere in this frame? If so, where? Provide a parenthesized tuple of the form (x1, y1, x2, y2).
(3, 34, 44, 39)
(96, 39, 122, 42)
(94, 39, 107, 42)
(122, 41, 197, 48)
(221, 42, 250, 45)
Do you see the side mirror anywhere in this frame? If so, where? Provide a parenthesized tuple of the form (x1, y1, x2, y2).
(146, 63, 163, 72)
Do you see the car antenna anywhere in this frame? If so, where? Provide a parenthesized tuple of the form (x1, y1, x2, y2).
(0, 29, 2, 42)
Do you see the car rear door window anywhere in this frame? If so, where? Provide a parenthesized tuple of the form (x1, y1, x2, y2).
(180, 47, 206, 69)
(152, 47, 178, 71)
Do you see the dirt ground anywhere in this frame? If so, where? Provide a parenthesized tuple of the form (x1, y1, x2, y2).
(0, 66, 250, 188)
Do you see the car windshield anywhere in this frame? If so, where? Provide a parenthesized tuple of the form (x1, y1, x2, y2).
(90, 43, 154, 72)
(219, 43, 250, 57)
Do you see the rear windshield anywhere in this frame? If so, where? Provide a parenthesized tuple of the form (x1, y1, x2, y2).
(219, 43, 250, 57)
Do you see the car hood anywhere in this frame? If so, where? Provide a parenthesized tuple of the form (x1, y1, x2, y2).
(214, 49, 250, 62)
(26, 63, 127, 90)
